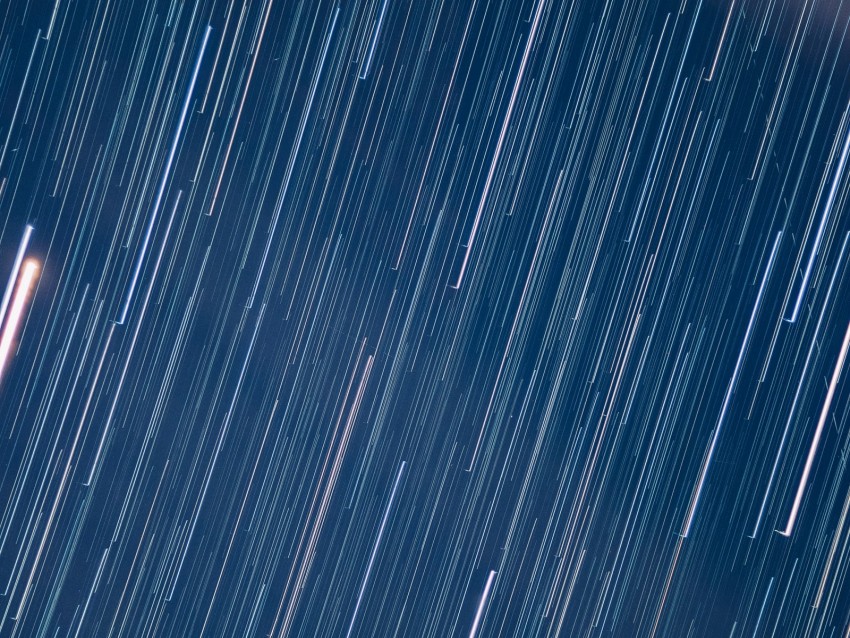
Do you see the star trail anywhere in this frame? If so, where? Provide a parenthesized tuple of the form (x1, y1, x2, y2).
(0, 0, 849, 636)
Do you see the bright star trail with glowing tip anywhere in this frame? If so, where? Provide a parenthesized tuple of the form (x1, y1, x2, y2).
(0, 0, 849, 636)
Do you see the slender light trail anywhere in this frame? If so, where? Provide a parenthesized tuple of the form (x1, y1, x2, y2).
(785, 106, 850, 323)
(245, 4, 340, 309)
(359, 0, 389, 80)
(779, 317, 850, 536)
(704, 0, 735, 82)
(206, 0, 274, 216)
(345, 460, 406, 638)
(682, 230, 783, 537)
(449, 0, 546, 290)
(117, 24, 212, 325)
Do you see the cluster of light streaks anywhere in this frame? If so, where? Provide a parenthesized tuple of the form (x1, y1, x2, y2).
(0, 0, 848, 636)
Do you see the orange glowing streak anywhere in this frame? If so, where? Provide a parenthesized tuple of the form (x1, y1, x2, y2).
(0, 258, 40, 381)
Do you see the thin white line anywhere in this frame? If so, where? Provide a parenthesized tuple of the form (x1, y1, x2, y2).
(780, 317, 850, 536)
(469, 570, 497, 638)
(118, 25, 212, 324)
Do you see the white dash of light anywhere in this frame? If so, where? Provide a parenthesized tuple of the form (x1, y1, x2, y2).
(469, 570, 497, 638)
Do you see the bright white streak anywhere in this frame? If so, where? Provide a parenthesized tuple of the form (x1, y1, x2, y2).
(0, 259, 39, 382)
(779, 317, 850, 536)
(469, 570, 497, 638)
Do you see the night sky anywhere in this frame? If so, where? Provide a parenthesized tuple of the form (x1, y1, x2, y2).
(0, 0, 849, 636)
